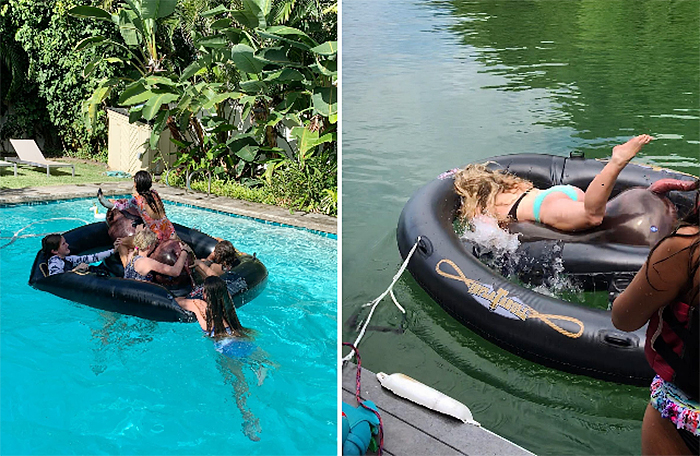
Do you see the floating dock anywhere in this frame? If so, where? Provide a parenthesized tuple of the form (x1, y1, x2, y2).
(342, 364, 535, 455)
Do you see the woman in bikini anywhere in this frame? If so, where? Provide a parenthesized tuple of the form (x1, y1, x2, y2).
(454, 134, 654, 231)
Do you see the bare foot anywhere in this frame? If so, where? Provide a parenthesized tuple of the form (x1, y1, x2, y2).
(612, 134, 654, 165)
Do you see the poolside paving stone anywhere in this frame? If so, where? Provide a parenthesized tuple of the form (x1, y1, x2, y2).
(0, 181, 336, 235)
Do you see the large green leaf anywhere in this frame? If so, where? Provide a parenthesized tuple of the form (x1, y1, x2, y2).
(180, 54, 214, 81)
(312, 86, 337, 118)
(274, 92, 303, 113)
(231, 44, 265, 74)
(83, 57, 102, 78)
(75, 36, 108, 51)
(245, 0, 271, 28)
(202, 4, 228, 17)
(117, 9, 142, 47)
(149, 110, 168, 149)
(68, 6, 112, 20)
(291, 126, 319, 157)
(264, 26, 312, 41)
(86, 85, 113, 127)
(142, 0, 177, 19)
(195, 35, 229, 49)
(240, 80, 267, 93)
(118, 82, 153, 106)
(310, 41, 337, 56)
(220, 27, 245, 44)
(255, 47, 292, 65)
(210, 18, 232, 29)
(310, 60, 337, 77)
(142, 92, 179, 120)
(257, 29, 313, 51)
(264, 68, 305, 84)
(234, 144, 259, 162)
(230, 10, 258, 29)
(128, 106, 144, 123)
(144, 75, 177, 87)
(202, 92, 243, 110)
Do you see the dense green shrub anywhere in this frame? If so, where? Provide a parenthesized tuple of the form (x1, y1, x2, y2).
(1, 0, 124, 155)
(166, 172, 276, 205)
(266, 152, 337, 216)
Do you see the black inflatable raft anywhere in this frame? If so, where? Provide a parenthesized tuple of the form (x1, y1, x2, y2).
(397, 154, 697, 385)
(29, 222, 268, 322)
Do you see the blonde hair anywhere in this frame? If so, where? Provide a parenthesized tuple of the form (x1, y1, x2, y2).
(453, 163, 533, 223)
(133, 229, 158, 251)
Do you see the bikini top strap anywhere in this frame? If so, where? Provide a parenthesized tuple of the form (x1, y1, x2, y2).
(508, 189, 531, 221)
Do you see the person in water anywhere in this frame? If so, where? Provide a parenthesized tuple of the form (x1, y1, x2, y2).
(193, 240, 241, 278)
(177, 275, 252, 336)
(42, 234, 121, 276)
(123, 229, 189, 282)
(177, 275, 268, 441)
(612, 203, 699, 455)
(454, 134, 654, 231)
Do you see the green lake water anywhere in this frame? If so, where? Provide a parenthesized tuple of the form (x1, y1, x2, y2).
(342, 1, 699, 454)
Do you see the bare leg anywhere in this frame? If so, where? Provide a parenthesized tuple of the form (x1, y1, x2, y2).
(641, 403, 692, 455)
(217, 356, 261, 441)
(583, 134, 654, 224)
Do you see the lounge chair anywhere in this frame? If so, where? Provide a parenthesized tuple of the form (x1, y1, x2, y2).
(0, 159, 17, 176)
(7, 139, 75, 177)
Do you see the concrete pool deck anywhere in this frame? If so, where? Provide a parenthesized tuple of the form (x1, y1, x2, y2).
(343, 363, 535, 456)
(0, 181, 336, 235)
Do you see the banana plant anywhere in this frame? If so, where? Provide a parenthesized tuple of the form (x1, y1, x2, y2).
(71, 0, 337, 188)
(69, 0, 178, 128)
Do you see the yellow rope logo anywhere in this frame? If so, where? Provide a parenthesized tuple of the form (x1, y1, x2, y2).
(435, 258, 584, 338)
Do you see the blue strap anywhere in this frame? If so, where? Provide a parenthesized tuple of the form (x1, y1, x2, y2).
(532, 185, 580, 223)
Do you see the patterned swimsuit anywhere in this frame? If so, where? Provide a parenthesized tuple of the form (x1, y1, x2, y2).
(133, 191, 176, 242)
(123, 255, 153, 282)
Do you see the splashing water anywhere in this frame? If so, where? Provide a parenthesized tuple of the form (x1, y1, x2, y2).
(459, 216, 584, 302)
(460, 215, 521, 252)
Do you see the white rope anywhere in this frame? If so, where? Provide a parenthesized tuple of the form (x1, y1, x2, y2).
(0, 217, 90, 249)
(342, 236, 422, 363)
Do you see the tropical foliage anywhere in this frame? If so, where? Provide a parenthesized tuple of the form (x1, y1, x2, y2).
(0, 0, 337, 216)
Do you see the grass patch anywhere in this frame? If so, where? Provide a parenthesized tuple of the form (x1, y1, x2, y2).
(0, 158, 128, 189)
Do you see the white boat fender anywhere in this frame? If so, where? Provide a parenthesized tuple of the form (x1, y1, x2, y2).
(376, 372, 480, 426)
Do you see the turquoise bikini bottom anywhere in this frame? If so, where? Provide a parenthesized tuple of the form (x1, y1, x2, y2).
(533, 185, 580, 223)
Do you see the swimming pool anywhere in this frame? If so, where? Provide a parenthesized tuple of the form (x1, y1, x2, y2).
(0, 199, 337, 455)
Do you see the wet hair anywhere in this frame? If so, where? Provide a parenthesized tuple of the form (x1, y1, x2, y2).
(134, 170, 165, 217)
(203, 275, 254, 339)
(453, 163, 533, 224)
(645, 192, 700, 303)
(133, 228, 158, 251)
(213, 240, 240, 270)
(42, 234, 62, 255)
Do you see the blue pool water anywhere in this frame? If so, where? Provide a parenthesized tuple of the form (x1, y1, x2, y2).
(0, 199, 337, 455)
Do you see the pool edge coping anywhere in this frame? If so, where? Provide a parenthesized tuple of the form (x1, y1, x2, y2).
(0, 182, 337, 237)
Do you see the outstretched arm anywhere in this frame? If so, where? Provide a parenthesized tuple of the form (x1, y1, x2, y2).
(137, 249, 188, 277)
(612, 230, 695, 331)
(194, 259, 218, 277)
